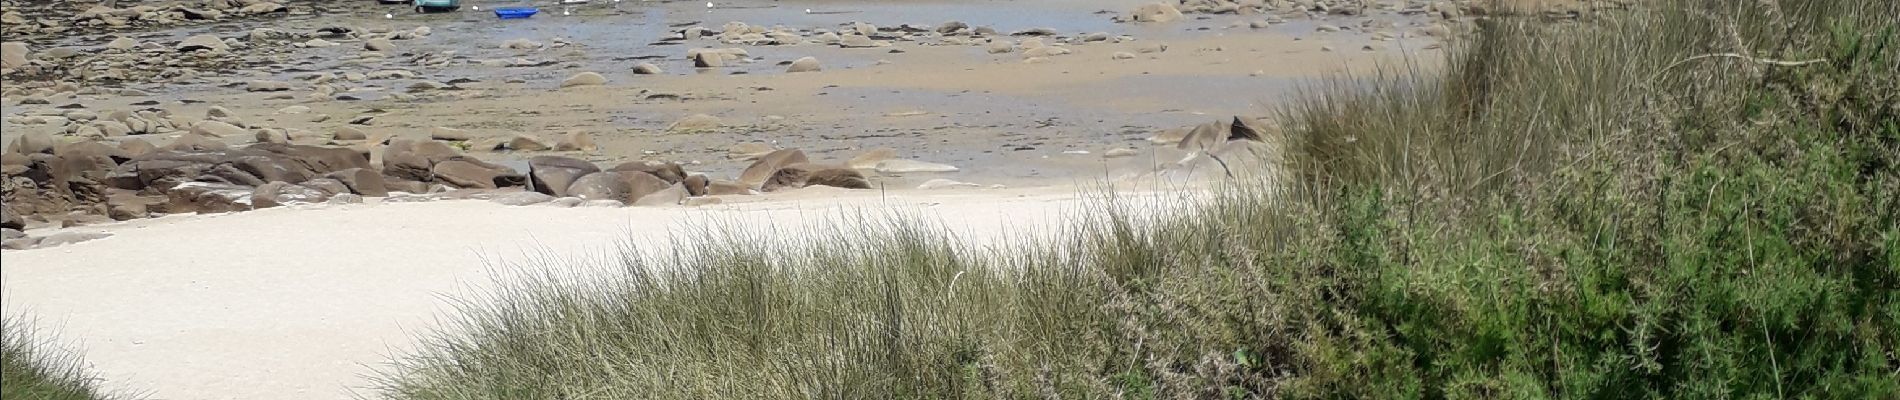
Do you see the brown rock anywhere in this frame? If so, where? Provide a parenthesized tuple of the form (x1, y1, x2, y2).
(430, 159, 525, 189)
(382, 139, 462, 182)
(566, 171, 672, 204)
(762, 163, 872, 192)
(323, 168, 390, 197)
(738, 149, 808, 188)
(527, 156, 600, 196)
(683, 174, 709, 196)
(607, 160, 687, 184)
(162, 182, 253, 214)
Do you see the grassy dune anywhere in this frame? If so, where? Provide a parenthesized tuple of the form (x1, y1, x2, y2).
(374, 0, 1897, 398)
(2, 316, 120, 400)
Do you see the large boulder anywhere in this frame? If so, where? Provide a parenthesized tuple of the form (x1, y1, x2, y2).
(738, 149, 808, 188)
(430, 159, 525, 189)
(104, 144, 369, 192)
(382, 139, 462, 182)
(762, 163, 871, 192)
(567, 171, 671, 204)
(323, 168, 389, 197)
(607, 160, 686, 184)
(8, 132, 57, 155)
(527, 156, 600, 196)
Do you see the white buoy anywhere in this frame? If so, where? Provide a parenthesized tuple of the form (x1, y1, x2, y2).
(384, 13, 393, 19)
(804, 8, 811, 13)
(706, 1, 714, 9)
(471, 5, 479, 10)
(562, 7, 571, 15)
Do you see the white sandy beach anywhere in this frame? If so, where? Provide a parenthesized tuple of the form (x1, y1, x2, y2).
(1, 187, 1186, 399)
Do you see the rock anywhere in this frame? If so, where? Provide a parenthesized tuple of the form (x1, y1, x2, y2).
(608, 161, 688, 184)
(300, 179, 351, 196)
(252, 181, 329, 208)
(0, 228, 21, 240)
(1, 207, 22, 231)
(554, 131, 595, 152)
(255, 129, 289, 144)
(276, 106, 311, 115)
(164, 182, 254, 214)
(176, 35, 229, 52)
(490, 191, 556, 206)
(917, 178, 980, 190)
(937, 21, 970, 33)
(431, 159, 524, 189)
(302, 38, 337, 47)
(1022, 46, 1071, 58)
(1081, 32, 1112, 42)
(118, 139, 157, 158)
(561, 72, 607, 88)
(333, 126, 368, 141)
(240, 2, 285, 14)
(328, 193, 365, 204)
(632, 184, 688, 206)
(874, 159, 959, 173)
(506, 135, 551, 151)
(838, 35, 881, 48)
(106, 37, 139, 50)
(708, 181, 753, 195)
(544, 197, 584, 207)
(37, 232, 112, 248)
(786, 57, 821, 73)
(581, 200, 625, 208)
(852, 22, 877, 36)
(325, 168, 389, 196)
(1105, 148, 1140, 158)
(847, 148, 897, 169)
(667, 114, 722, 132)
(683, 174, 709, 196)
(7, 132, 56, 155)
(528, 156, 600, 196)
(430, 127, 473, 141)
(1112, 51, 1137, 60)
(191, 120, 247, 137)
(762, 163, 871, 191)
(567, 171, 671, 204)
(382, 139, 463, 182)
(986, 41, 1014, 54)
(632, 62, 664, 74)
(2, 237, 41, 250)
(728, 142, 774, 160)
(684, 197, 723, 207)
(247, 80, 292, 92)
(501, 39, 542, 50)
(739, 149, 809, 187)
(1126, 3, 1184, 23)
(1, 42, 29, 68)
(691, 51, 726, 67)
(365, 38, 395, 52)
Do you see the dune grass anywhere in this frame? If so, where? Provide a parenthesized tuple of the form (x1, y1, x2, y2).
(373, 0, 1898, 398)
(1, 315, 120, 400)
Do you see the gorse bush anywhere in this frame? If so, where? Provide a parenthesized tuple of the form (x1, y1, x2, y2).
(373, 0, 1899, 398)
(2, 315, 120, 400)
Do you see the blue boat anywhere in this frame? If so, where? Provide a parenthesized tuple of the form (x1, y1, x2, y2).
(494, 7, 538, 19)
